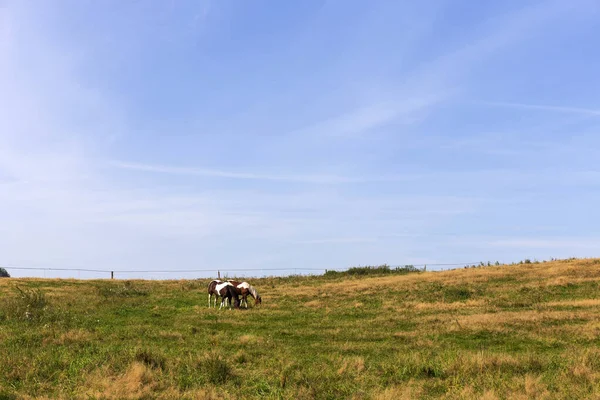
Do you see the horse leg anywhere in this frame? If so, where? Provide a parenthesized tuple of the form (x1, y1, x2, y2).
(208, 293, 211, 308)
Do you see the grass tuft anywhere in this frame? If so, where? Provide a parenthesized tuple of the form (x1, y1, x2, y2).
(199, 355, 235, 385)
(2, 286, 49, 322)
(134, 349, 166, 370)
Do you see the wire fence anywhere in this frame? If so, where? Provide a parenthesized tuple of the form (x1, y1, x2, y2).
(0, 262, 482, 280)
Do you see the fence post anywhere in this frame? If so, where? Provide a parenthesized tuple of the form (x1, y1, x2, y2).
(111, 271, 114, 279)
(218, 270, 221, 279)
(424, 265, 427, 272)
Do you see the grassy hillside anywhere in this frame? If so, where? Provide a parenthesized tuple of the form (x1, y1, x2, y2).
(2, 258, 600, 399)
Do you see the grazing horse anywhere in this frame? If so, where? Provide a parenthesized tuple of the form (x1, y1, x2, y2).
(216, 282, 240, 309)
(227, 280, 262, 308)
(207, 279, 223, 308)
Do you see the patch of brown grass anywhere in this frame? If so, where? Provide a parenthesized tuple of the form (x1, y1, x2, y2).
(545, 299, 600, 308)
(447, 309, 597, 330)
(178, 388, 223, 400)
(524, 374, 550, 399)
(158, 330, 185, 341)
(373, 382, 422, 400)
(404, 299, 485, 311)
(336, 356, 365, 375)
(238, 334, 263, 345)
(447, 352, 525, 376)
(54, 329, 93, 345)
(304, 300, 322, 308)
(479, 390, 500, 400)
(83, 362, 158, 399)
(41, 329, 94, 346)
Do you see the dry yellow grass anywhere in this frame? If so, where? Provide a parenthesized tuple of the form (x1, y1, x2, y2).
(374, 383, 423, 400)
(238, 334, 263, 345)
(450, 309, 597, 329)
(83, 363, 157, 399)
(51, 329, 93, 345)
(336, 356, 366, 375)
(303, 299, 322, 308)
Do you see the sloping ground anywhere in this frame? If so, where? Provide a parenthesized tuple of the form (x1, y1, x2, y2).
(1, 258, 600, 399)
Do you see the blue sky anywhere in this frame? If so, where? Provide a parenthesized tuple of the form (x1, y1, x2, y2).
(1, 0, 599, 279)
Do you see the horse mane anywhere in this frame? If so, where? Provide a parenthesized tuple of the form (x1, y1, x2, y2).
(248, 284, 259, 299)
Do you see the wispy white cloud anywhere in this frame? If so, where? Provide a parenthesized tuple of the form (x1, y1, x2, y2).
(481, 101, 600, 116)
(294, 237, 378, 245)
(110, 160, 360, 183)
(290, 94, 447, 139)
(113, 159, 600, 189)
(109, 160, 421, 184)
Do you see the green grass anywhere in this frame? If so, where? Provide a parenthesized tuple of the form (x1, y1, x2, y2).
(2, 258, 600, 399)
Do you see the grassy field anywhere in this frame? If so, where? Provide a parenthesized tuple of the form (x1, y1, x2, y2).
(2, 258, 600, 399)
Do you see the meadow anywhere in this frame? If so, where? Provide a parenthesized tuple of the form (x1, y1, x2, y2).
(1, 258, 600, 399)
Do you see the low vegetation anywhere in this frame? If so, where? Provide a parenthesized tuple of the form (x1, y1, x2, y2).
(324, 264, 422, 277)
(1, 258, 600, 399)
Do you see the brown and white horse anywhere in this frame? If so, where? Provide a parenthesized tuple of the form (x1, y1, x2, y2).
(207, 279, 223, 308)
(218, 284, 241, 309)
(227, 280, 262, 308)
(208, 280, 241, 309)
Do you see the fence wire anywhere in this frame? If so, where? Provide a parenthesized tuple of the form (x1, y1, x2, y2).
(1, 262, 482, 280)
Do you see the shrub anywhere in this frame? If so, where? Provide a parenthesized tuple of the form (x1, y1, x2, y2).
(0, 267, 10, 278)
(324, 264, 422, 277)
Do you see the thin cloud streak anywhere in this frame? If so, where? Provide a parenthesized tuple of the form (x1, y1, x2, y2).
(109, 160, 416, 184)
(295, 237, 378, 244)
(290, 94, 447, 139)
(482, 101, 600, 116)
(109, 161, 600, 188)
